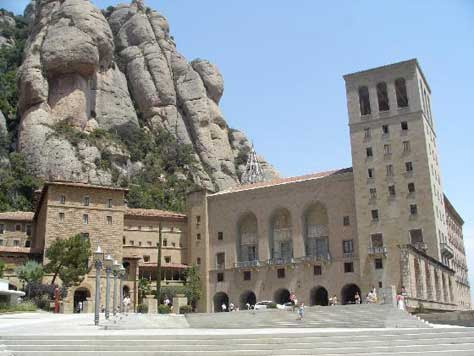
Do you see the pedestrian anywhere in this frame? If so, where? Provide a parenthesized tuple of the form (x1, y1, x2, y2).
(332, 295, 338, 305)
(164, 297, 170, 306)
(123, 296, 131, 315)
(297, 303, 304, 320)
(229, 302, 235, 312)
(246, 302, 251, 310)
(397, 292, 405, 310)
(221, 303, 227, 312)
(354, 292, 361, 304)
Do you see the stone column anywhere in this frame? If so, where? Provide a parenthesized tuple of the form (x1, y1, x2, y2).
(173, 294, 188, 314)
(145, 294, 157, 314)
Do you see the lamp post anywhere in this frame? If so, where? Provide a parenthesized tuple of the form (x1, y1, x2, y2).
(94, 246, 104, 326)
(119, 264, 126, 313)
(112, 260, 120, 316)
(104, 254, 113, 320)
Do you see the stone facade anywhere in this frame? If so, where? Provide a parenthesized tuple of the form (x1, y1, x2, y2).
(0, 212, 34, 249)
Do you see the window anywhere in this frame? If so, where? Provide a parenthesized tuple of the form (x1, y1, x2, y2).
(218, 232, 223, 240)
(377, 82, 390, 111)
(314, 265, 322, 275)
(216, 252, 225, 268)
(165, 256, 171, 263)
(25, 240, 31, 247)
(403, 141, 411, 153)
(378, 281, 383, 288)
(410, 204, 418, 216)
(107, 199, 113, 208)
(122, 237, 126, 245)
(26, 225, 32, 236)
(371, 209, 379, 221)
(386, 164, 393, 177)
(344, 262, 354, 273)
(343, 239, 354, 253)
(243, 271, 251, 281)
(375, 258, 383, 269)
(196, 216, 201, 225)
(217, 273, 224, 282)
(83, 196, 90, 206)
(401, 121, 408, 131)
(358, 86, 371, 115)
(130, 240, 134, 246)
(410, 229, 423, 244)
(382, 125, 389, 135)
(369, 188, 377, 200)
(383, 144, 391, 155)
(277, 268, 286, 279)
(138, 241, 142, 246)
(13, 240, 19, 247)
(59, 195, 66, 204)
(395, 78, 409, 107)
(82, 214, 88, 224)
(368, 168, 374, 179)
(366, 147, 373, 158)
(106, 216, 112, 225)
(163, 239, 168, 247)
(343, 216, 350, 226)
(0, 239, 3, 246)
(196, 233, 201, 241)
(364, 128, 371, 139)
(0, 224, 3, 234)
(143, 255, 150, 262)
(408, 182, 415, 193)
(15, 224, 21, 231)
(147, 241, 152, 246)
(405, 161, 413, 172)
(371, 233, 384, 247)
(388, 185, 396, 197)
(196, 257, 201, 265)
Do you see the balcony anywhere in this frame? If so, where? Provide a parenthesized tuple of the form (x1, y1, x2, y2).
(234, 260, 260, 268)
(440, 242, 454, 259)
(368, 246, 387, 256)
(215, 263, 225, 270)
(296, 253, 332, 264)
(343, 252, 354, 259)
(412, 242, 428, 252)
(266, 257, 295, 266)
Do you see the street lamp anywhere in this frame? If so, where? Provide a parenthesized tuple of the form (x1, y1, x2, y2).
(119, 264, 126, 314)
(112, 260, 120, 316)
(94, 246, 104, 326)
(104, 254, 113, 320)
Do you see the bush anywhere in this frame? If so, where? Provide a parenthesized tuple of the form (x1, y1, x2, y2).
(158, 304, 170, 314)
(26, 282, 67, 300)
(179, 305, 193, 314)
(0, 301, 36, 313)
(137, 303, 148, 313)
(267, 302, 278, 309)
(33, 294, 51, 311)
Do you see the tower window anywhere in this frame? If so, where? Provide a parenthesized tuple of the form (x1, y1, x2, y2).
(344, 262, 354, 273)
(16, 224, 21, 231)
(408, 182, 415, 193)
(388, 185, 396, 196)
(410, 204, 418, 216)
(375, 258, 383, 269)
(107, 199, 113, 208)
(343, 239, 354, 253)
(106, 216, 112, 225)
(369, 188, 377, 199)
(405, 162, 413, 172)
(196, 216, 201, 225)
(0, 224, 4, 234)
(364, 128, 371, 139)
(395, 78, 409, 107)
(403, 141, 411, 153)
(59, 212, 65, 222)
(382, 125, 389, 135)
(83, 196, 90, 206)
(143, 255, 150, 262)
(384, 144, 391, 155)
(386, 164, 393, 177)
(196, 233, 201, 241)
(165, 256, 171, 263)
(217, 273, 224, 282)
(59, 195, 66, 204)
(366, 147, 373, 158)
(243, 271, 251, 281)
(368, 168, 374, 179)
(371, 209, 379, 221)
(277, 268, 286, 279)
(197, 257, 201, 265)
(82, 214, 89, 225)
(314, 265, 322, 275)
(218, 232, 223, 240)
(343, 216, 350, 226)
(358, 86, 371, 115)
(401, 121, 408, 131)
(376, 82, 390, 111)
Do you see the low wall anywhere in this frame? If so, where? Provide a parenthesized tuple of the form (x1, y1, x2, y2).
(418, 310, 474, 327)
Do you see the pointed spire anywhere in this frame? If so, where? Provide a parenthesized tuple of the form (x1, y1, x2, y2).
(241, 144, 265, 185)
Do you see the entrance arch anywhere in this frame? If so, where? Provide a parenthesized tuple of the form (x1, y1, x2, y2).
(239, 290, 257, 309)
(73, 287, 91, 313)
(310, 286, 329, 306)
(123, 285, 130, 298)
(213, 292, 229, 312)
(341, 284, 361, 305)
(274, 288, 291, 304)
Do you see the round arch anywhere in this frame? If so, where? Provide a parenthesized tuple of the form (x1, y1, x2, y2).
(237, 212, 258, 262)
(269, 208, 292, 259)
(303, 202, 329, 257)
(239, 290, 257, 310)
(73, 287, 91, 313)
(274, 288, 291, 304)
(341, 284, 361, 305)
(310, 286, 329, 306)
(213, 292, 229, 312)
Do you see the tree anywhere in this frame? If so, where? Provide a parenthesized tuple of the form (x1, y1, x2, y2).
(138, 277, 151, 303)
(0, 260, 5, 278)
(44, 234, 91, 288)
(183, 265, 202, 310)
(16, 260, 44, 296)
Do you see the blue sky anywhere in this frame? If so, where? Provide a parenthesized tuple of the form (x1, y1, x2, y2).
(4, 0, 474, 298)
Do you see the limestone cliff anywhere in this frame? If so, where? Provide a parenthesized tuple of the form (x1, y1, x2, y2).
(14, 0, 278, 191)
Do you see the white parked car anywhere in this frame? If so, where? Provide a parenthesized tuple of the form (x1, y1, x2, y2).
(253, 301, 274, 310)
(277, 302, 293, 310)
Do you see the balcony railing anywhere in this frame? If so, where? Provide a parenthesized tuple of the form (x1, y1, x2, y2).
(215, 263, 225, 270)
(296, 253, 332, 263)
(343, 252, 354, 259)
(412, 242, 428, 251)
(368, 246, 387, 256)
(266, 257, 295, 266)
(440, 242, 454, 259)
(234, 260, 260, 268)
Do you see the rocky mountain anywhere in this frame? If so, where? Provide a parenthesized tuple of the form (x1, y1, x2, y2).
(7, 0, 278, 194)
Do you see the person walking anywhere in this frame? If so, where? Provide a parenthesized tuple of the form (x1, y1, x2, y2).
(221, 303, 227, 312)
(123, 296, 131, 316)
(297, 303, 304, 320)
(354, 292, 361, 304)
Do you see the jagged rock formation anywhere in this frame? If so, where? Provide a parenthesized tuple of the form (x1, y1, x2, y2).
(0, 10, 16, 47)
(15, 0, 278, 191)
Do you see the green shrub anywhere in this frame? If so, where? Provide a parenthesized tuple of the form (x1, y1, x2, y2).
(33, 294, 51, 311)
(137, 303, 148, 313)
(267, 302, 277, 309)
(0, 301, 37, 313)
(179, 305, 193, 314)
(158, 304, 170, 314)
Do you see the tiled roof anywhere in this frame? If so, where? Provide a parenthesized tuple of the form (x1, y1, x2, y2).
(211, 167, 353, 196)
(140, 262, 188, 269)
(0, 246, 31, 254)
(45, 181, 128, 191)
(0, 211, 34, 221)
(125, 208, 186, 220)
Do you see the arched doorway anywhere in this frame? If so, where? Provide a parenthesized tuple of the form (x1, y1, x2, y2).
(239, 290, 257, 309)
(123, 285, 130, 298)
(310, 286, 328, 306)
(73, 288, 91, 313)
(274, 288, 290, 304)
(213, 292, 229, 312)
(341, 284, 361, 305)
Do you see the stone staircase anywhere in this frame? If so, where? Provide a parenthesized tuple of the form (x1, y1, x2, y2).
(2, 328, 474, 355)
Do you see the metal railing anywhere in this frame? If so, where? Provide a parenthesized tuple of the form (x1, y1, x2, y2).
(296, 253, 332, 263)
(367, 246, 387, 255)
(440, 242, 454, 258)
(215, 263, 225, 270)
(266, 256, 295, 265)
(234, 260, 260, 268)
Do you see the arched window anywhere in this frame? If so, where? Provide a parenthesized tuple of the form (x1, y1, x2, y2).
(304, 203, 329, 260)
(376, 82, 389, 111)
(270, 209, 292, 261)
(238, 213, 258, 263)
(358, 86, 371, 115)
(395, 78, 409, 107)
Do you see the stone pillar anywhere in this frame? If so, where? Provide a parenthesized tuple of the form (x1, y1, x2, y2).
(173, 294, 188, 314)
(145, 295, 157, 314)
